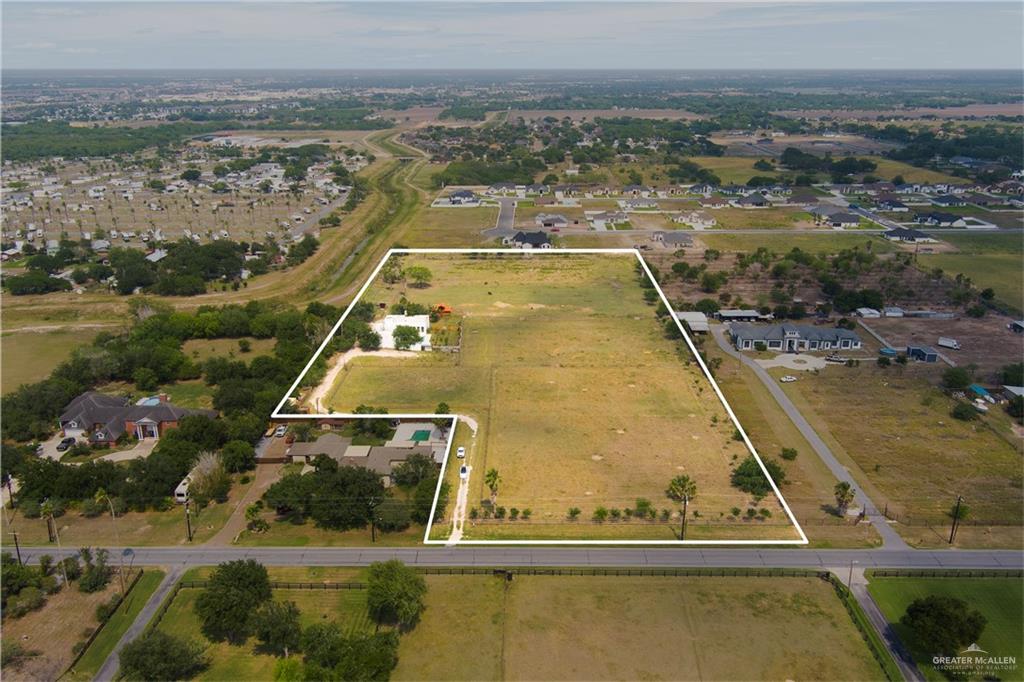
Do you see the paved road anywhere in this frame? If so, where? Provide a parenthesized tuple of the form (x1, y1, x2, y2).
(850, 567, 925, 682)
(94, 566, 183, 682)
(709, 325, 909, 549)
(20, 546, 1023, 570)
(482, 197, 517, 239)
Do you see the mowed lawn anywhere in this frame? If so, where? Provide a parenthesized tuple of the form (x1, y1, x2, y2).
(868, 577, 1023, 681)
(918, 232, 1024, 311)
(777, 365, 1023, 526)
(1, 329, 96, 393)
(399, 574, 884, 681)
(324, 254, 799, 541)
(402, 206, 498, 248)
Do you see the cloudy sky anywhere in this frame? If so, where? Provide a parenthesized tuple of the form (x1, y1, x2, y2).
(3, 1, 1022, 70)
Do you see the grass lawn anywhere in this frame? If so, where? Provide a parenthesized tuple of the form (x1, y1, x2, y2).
(1, 329, 97, 393)
(319, 253, 800, 542)
(235, 520, 426, 547)
(66, 569, 167, 681)
(776, 364, 1023, 533)
(4, 475, 253, 547)
(402, 206, 498, 247)
(709, 207, 816, 230)
(1, 568, 142, 682)
(867, 576, 1023, 681)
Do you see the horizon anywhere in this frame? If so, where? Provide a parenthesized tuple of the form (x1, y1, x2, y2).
(3, 1, 1022, 70)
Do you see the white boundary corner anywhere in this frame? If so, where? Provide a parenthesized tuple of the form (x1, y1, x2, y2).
(272, 248, 809, 546)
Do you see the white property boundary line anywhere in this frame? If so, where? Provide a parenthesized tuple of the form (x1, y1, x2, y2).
(272, 248, 809, 546)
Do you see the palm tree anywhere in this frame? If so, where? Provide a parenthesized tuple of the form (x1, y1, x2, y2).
(834, 482, 855, 517)
(94, 488, 126, 594)
(485, 468, 501, 505)
(666, 475, 697, 540)
(40, 500, 69, 585)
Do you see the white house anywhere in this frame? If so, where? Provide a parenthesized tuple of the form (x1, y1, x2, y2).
(370, 315, 432, 351)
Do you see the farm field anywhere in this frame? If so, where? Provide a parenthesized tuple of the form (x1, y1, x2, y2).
(1, 329, 99, 393)
(1, 568, 144, 682)
(316, 253, 801, 542)
(775, 363, 1023, 542)
(867, 576, 1023, 681)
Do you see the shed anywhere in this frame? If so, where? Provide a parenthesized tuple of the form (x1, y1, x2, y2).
(674, 311, 709, 333)
(906, 344, 938, 363)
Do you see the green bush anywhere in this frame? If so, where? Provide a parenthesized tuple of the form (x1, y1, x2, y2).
(951, 402, 979, 421)
(7, 587, 45, 618)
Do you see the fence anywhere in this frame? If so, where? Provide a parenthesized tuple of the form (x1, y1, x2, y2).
(417, 566, 830, 579)
(63, 567, 145, 676)
(826, 575, 903, 682)
(176, 580, 366, 590)
(867, 568, 1023, 579)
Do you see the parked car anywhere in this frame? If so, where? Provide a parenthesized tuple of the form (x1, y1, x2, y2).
(780, 375, 798, 383)
(273, 425, 288, 438)
(456, 446, 466, 459)
(459, 465, 469, 480)
(56, 437, 76, 452)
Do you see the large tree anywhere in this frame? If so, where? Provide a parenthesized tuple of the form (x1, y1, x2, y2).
(366, 560, 427, 629)
(119, 631, 206, 681)
(901, 596, 987, 656)
(194, 560, 272, 643)
(252, 600, 302, 657)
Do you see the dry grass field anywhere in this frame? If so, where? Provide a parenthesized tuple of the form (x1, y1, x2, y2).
(403, 206, 498, 247)
(320, 253, 800, 542)
(1, 329, 101, 393)
(398, 574, 883, 681)
(775, 363, 1023, 532)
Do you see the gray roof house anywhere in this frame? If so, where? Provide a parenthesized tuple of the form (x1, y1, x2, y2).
(730, 323, 862, 352)
(287, 432, 437, 486)
(59, 392, 216, 444)
(503, 231, 552, 249)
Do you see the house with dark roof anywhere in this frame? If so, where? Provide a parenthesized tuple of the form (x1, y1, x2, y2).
(448, 189, 479, 205)
(914, 212, 967, 227)
(59, 392, 217, 444)
(826, 212, 860, 228)
(906, 344, 939, 363)
(651, 231, 694, 247)
(883, 227, 936, 243)
(730, 323, 862, 352)
(503, 231, 552, 249)
(286, 432, 440, 486)
(932, 195, 966, 207)
(534, 213, 569, 229)
(735, 193, 771, 208)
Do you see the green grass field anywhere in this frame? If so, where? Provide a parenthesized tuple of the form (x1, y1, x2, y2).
(689, 156, 780, 185)
(403, 206, 498, 247)
(320, 253, 799, 542)
(1, 330, 97, 393)
(865, 158, 963, 184)
(699, 233, 897, 255)
(66, 570, 167, 681)
(867, 576, 1023, 681)
(181, 337, 277, 361)
(917, 232, 1023, 311)
(156, 571, 883, 681)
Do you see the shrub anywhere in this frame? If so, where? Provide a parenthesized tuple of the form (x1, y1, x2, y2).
(61, 557, 82, 582)
(521, 508, 531, 520)
(509, 507, 519, 521)
(120, 631, 207, 681)
(779, 448, 797, 461)
(731, 456, 786, 498)
(494, 506, 506, 519)
(951, 402, 979, 421)
(745, 508, 757, 519)
(567, 507, 581, 520)
(95, 594, 121, 623)
(730, 507, 742, 517)
(78, 548, 112, 593)
(593, 507, 609, 523)
(7, 587, 45, 618)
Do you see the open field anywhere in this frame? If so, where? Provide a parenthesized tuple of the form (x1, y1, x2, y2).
(509, 108, 704, 122)
(318, 253, 800, 542)
(861, 158, 964, 184)
(775, 363, 1023, 538)
(153, 571, 882, 681)
(1, 329, 99, 393)
(689, 156, 781, 185)
(868, 576, 1023, 681)
(65, 569, 167, 681)
(4, 475, 253, 547)
(697, 232, 897, 254)
(1, 568, 143, 682)
(917, 232, 1023, 312)
(403, 206, 498, 247)
(400, 574, 884, 681)
(707, 207, 816, 230)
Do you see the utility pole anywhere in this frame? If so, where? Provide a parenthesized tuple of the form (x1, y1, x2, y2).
(96, 490, 126, 595)
(949, 495, 964, 544)
(185, 501, 193, 543)
(8, 530, 22, 566)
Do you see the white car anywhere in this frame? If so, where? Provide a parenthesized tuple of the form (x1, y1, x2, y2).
(780, 375, 798, 383)
(456, 447, 466, 459)
(274, 425, 288, 438)
(459, 465, 469, 480)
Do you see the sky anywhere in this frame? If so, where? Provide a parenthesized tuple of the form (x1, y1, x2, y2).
(3, 1, 1022, 71)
